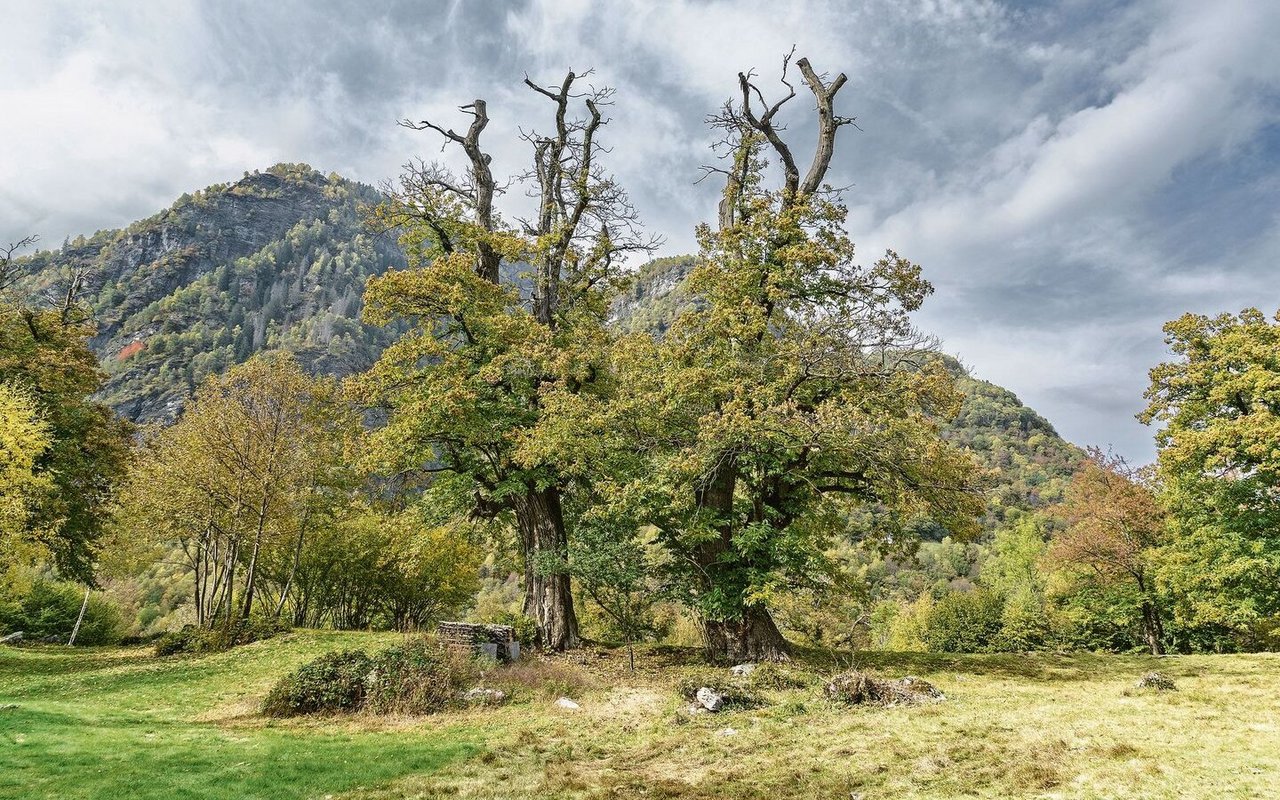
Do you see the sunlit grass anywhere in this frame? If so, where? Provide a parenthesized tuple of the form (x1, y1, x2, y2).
(4, 632, 1279, 798)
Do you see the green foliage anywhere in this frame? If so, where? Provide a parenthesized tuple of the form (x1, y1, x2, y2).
(364, 637, 479, 715)
(1142, 308, 1280, 647)
(261, 649, 374, 716)
(921, 589, 1006, 653)
(153, 617, 290, 656)
(0, 303, 132, 581)
(0, 574, 123, 645)
(0, 382, 53, 563)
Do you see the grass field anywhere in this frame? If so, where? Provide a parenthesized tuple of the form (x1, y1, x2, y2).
(3, 631, 1279, 799)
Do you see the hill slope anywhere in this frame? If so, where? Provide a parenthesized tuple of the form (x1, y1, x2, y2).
(15, 163, 404, 422)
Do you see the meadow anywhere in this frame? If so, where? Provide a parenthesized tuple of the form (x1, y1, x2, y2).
(3, 632, 1278, 799)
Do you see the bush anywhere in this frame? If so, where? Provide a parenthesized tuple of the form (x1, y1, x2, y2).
(0, 578, 124, 646)
(922, 589, 1005, 653)
(365, 637, 478, 715)
(262, 650, 374, 716)
(153, 617, 290, 656)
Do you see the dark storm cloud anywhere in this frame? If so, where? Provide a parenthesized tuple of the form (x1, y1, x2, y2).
(3, 0, 1279, 462)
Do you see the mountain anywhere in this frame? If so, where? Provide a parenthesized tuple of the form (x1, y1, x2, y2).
(17, 169, 1083, 528)
(15, 163, 405, 423)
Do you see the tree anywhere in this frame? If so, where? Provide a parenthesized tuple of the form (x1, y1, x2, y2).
(360, 70, 655, 650)
(0, 382, 53, 567)
(117, 353, 356, 626)
(0, 239, 132, 583)
(1050, 451, 1167, 654)
(608, 54, 982, 662)
(1140, 308, 1280, 648)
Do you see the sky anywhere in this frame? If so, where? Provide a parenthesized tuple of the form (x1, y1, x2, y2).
(3, 0, 1279, 461)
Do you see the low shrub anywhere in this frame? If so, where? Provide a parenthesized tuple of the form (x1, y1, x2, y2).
(674, 668, 764, 709)
(747, 662, 817, 690)
(262, 650, 374, 717)
(153, 617, 290, 657)
(0, 578, 124, 646)
(824, 671, 945, 706)
(365, 637, 479, 715)
(922, 589, 1005, 653)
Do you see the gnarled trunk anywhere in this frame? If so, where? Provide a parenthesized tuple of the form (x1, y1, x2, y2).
(513, 485, 580, 651)
(693, 457, 791, 663)
(703, 605, 790, 663)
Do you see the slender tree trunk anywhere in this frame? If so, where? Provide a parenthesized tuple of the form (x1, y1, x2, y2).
(240, 498, 270, 620)
(67, 588, 90, 646)
(513, 485, 580, 651)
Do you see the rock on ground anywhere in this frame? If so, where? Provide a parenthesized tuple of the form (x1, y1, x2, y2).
(695, 687, 726, 712)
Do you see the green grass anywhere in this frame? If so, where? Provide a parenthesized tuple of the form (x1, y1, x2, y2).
(0, 632, 475, 800)
(4, 633, 1280, 798)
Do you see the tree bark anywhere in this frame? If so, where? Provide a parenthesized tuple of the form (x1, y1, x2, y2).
(513, 485, 580, 651)
(703, 605, 790, 663)
(692, 458, 792, 662)
(1140, 598, 1165, 655)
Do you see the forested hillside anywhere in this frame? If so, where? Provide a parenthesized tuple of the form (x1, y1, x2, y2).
(13, 164, 405, 423)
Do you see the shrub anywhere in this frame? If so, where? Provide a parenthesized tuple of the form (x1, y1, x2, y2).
(262, 650, 374, 717)
(364, 637, 478, 715)
(922, 589, 1005, 653)
(153, 617, 290, 656)
(824, 671, 945, 706)
(0, 578, 124, 645)
(748, 662, 817, 690)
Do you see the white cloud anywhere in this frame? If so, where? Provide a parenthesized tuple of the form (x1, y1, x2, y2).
(2, 0, 1278, 461)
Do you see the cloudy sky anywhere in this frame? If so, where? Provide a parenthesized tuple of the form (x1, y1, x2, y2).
(4, 0, 1278, 460)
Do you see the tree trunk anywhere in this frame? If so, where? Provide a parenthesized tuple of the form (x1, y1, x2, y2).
(1140, 599, 1165, 656)
(702, 606, 790, 663)
(513, 485, 580, 651)
(690, 459, 792, 663)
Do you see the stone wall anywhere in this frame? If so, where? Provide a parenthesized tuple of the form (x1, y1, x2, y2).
(437, 622, 521, 663)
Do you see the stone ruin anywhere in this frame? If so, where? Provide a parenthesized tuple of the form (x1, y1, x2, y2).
(436, 621, 521, 663)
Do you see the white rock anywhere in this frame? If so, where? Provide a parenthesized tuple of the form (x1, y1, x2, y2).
(729, 663, 757, 677)
(463, 688, 508, 705)
(716, 727, 738, 737)
(695, 686, 725, 712)
(555, 697, 581, 710)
